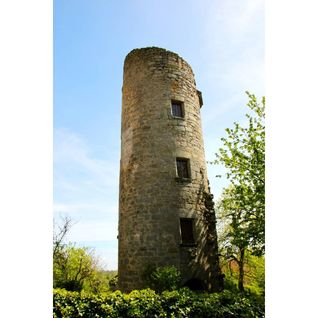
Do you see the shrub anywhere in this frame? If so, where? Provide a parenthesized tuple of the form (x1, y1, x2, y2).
(53, 288, 265, 318)
(108, 274, 118, 291)
(143, 265, 182, 293)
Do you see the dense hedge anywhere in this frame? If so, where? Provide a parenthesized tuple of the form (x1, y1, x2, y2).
(53, 288, 264, 318)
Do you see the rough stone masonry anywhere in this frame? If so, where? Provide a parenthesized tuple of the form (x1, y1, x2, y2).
(118, 47, 223, 292)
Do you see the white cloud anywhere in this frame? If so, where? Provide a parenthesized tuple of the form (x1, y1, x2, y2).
(197, 0, 264, 133)
(54, 128, 119, 188)
(69, 219, 118, 242)
(54, 128, 119, 268)
(53, 127, 119, 218)
(53, 202, 118, 216)
(200, 1, 265, 199)
(214, 0, 264, 37)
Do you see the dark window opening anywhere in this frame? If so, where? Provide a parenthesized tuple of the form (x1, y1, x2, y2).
(183, 278, 206, 291)
(176, 158, 190, 179)
(180, 218, 195, 244)
(171, 100, 184, 118)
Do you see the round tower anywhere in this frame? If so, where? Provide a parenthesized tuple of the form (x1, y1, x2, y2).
(118, 47, 223, 292)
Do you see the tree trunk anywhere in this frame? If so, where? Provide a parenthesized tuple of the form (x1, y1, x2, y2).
(238, 248, 245, 292)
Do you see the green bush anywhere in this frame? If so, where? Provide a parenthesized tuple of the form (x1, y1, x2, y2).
(143, 265, 182, 293)
(53, 288, 264, 318)
(108, 274, 118, 291)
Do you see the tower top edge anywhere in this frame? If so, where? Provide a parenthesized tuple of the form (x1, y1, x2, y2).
(124, 47, 193, 73)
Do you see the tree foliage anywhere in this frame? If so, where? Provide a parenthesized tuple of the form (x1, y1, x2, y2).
(214, 92, 265, 256)
(54, 244, 98, 291)
(53, 216, 116, 293)
(212, 92, 265, 293)
(218, 225, 265, 296)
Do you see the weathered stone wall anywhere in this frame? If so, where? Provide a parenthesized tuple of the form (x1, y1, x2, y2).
(118, 47, 222, 292)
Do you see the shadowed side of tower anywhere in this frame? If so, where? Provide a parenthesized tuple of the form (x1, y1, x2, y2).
(118, 47, 223, 292)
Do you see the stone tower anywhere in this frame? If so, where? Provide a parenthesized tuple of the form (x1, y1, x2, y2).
(118, 47, 223, 292)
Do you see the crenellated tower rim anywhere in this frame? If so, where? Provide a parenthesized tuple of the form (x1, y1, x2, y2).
(124, 47, 194, 73)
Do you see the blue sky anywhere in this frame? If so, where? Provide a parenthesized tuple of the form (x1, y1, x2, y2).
(54, 0, 264, 270)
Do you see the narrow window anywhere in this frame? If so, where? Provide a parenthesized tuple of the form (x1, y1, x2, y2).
(180, 218, 195, 244)
(171, 100, 184, 118)
(176, 158, 190, 179)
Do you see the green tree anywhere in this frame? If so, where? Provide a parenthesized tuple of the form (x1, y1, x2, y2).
(212, 92, 265, 292)
(54, 244, 98, 291)
(216, 186, 248, 292)
(213, 92, 265, 256)
(216, 187, 265, 294)
(53, 217, 113, 293)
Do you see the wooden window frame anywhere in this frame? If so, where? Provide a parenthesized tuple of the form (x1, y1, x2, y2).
(171, 100, 184, 118)
(176, 157, 191, 179)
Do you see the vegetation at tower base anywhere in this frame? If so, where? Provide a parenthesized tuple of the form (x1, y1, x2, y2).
(143, 265, 182, 293)
(53, 288, 265, 318)
(53, 256, 264, 317)
(212, 92, 265, 293)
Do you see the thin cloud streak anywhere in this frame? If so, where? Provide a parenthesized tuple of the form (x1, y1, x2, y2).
(198, 0, 264, 126)
(68, 220, 118, 242)
(53, 202, 117, 216)
(54, 128, 119, 269)
(54, 128, 119, 188)
(199, 0, 264, 201)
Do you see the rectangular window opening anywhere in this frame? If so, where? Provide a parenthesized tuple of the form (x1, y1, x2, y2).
(171, 100, 184, 118)
(180, 218, 195, 245)
(176, 158, 190, 179)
